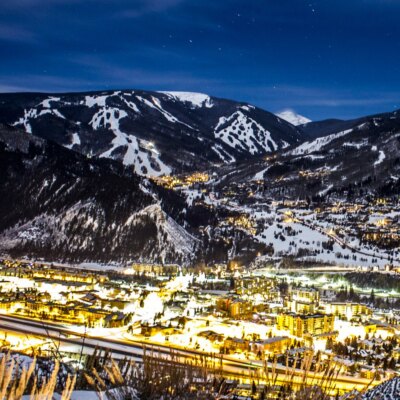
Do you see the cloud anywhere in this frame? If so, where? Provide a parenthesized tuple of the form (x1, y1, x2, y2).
(0, 24, 37, 43)
(0, 63, 223, 94)
(0, 74, 93, 93)
(112, 0, 185, 18)
(1, 0, 184, 9)
(1, 0, 96, 7)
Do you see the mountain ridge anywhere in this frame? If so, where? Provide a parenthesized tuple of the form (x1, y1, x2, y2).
(0, 89, 303, 177)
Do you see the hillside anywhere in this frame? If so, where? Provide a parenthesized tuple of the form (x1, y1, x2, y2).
(0, 124, 268, 265)
(217, 109, 400, 200)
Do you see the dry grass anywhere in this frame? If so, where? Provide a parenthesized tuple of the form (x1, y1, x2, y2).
(83, 346, 379, 399)
(0, 353, 76, 400)
(260, 349, 374, 400)
(84, 346, 224, 400)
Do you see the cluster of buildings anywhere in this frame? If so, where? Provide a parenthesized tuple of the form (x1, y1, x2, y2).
(307, 200, 400, 258)
(211, 275, 392, 363)
(0, 262, 132, 328)
(1, 258, 399, 383)
(151, 172, 209, 189)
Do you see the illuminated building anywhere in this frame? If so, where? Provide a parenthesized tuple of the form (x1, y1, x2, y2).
(128, 263, 179, 275)
(252, 336, 291, 355)
(224, 337, 249, 353)
(277, 313, 335, 337)
(287, 287, 320, 314)
(235, 276, 275, 297)
(216, 296, 253, 318)
(325, 302, 372, 320)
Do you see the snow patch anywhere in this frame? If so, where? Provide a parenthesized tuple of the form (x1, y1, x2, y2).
(290, 129, 352, 155)
(253, 166, 271, 180)
(12, 106, 66, 133)
(374, 150, 386, 166)
(276, 110, 311, 126)
(136, 95, 194, 129)
(65, 132, 81, 150)
(241, 105, 255, 111)
(39, 96, 61, 108)
(85, 94, 109, 108)
(12, 109, 37, 133)
(343, 140, 368, 149)
(211, 143, 236, 163)
(159, 91, 214, 108)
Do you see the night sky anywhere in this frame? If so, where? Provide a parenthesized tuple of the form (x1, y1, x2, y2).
(1, 0, 399, 120)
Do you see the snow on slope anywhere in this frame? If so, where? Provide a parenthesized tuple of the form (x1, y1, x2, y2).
(85, 94, 109, 107)
(215, 110, 277, 155)
(276, 110, 311, 126)
(12, 108, 37, 133)
(84, 91, 123, 107)
(136, 95, 194, 129)
(159, 91, 214, 108)
(0, 213, 67, 250)
(89, 107, 171, 176)
(374, 149, 386, 166)
(65, 132, 81, 150)
(12, 92, 171, 176)
(290, 129, 352, 155)
(343, 140, 368, 149)
(256, 219, 387, 268)
(9, 91, 301, 176)
(126, 204, 199, 263)
(39, 96, 61, 108)
(211, 143, 236, 162)
(12, 107, 66, 133)
(252, 166, 271, 180)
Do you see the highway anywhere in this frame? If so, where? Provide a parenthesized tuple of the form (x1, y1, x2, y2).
(0, 314, 379, 395)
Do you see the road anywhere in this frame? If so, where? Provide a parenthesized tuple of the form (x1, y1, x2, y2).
(0, 314, 379, 395)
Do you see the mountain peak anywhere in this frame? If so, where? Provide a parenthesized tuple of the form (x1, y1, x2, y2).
(276, 109, 312, 126)
(158, 91, 213, 108)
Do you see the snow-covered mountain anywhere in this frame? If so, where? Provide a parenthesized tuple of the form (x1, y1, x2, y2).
(1, 89, 400, 266)
(0, 90, 303, 177)
(0, 124, 268, 264)
(214, 108, 400, 200)
(0, 124, 186, 264)
(289, 109, 400, 157)
(276, 109, 311, 126)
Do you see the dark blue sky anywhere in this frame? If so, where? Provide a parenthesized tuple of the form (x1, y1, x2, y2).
(1, 0, 399, 120)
